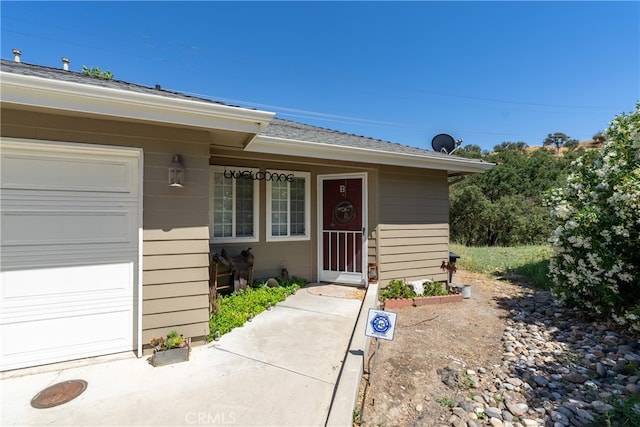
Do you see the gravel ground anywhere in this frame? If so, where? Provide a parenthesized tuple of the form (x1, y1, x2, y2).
(356, 269, 640, 427)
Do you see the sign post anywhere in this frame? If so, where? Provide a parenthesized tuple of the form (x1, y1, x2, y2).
(365, 308, 397, 341)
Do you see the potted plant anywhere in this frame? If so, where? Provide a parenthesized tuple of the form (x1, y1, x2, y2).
(150, 330, 190, 367)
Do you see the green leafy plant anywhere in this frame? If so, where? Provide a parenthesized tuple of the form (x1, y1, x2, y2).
(379, 279, 416, 300)
(209, 277, 305, 339)
(458, 372, 476, 389)
(82, 65, 114, 80)
(149, 330, 186, 351)
(476, 410, 487, 420)
(421, 281, 449, 297)
(436, 397, 455, 408)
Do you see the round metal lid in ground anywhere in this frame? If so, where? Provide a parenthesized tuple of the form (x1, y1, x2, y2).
(30, 380, 88, 409)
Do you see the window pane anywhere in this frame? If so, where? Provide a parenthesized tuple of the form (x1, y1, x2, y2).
(213, 172, 233, 237)
(271, 181, 288, 236)
(235, 177, 254, 237)
(290, 177, 306, 235)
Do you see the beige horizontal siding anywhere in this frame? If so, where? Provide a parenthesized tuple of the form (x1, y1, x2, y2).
(143, 267, 209, 285)
(143, 226, 209, 241)
(143, 240, 210, 256)
(380, 243, 448, 256)
(379, 267, 446, 283)
(143, 295, 207, 314)
(382, 252, 446, 263)
(143, 308, 210, 330)
(143, 253, 209, 270)
(143, 281, 208, 299)
(377, 224, 449, 285)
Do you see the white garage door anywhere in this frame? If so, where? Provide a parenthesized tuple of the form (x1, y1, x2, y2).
(0, 139, 142, 371)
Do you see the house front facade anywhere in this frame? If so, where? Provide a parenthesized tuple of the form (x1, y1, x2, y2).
(0, 59, 492, 371)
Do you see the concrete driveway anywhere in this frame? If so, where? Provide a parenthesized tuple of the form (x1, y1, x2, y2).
(1, 284, 378, 427)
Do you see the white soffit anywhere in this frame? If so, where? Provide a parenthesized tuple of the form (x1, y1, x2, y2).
(247, 135, 494, 174)
(0, 72, 275, 133)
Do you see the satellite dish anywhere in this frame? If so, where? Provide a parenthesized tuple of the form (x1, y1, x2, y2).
(431, 133, 462, 154)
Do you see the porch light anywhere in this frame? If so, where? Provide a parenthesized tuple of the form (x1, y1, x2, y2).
(168, 154, 185, 187)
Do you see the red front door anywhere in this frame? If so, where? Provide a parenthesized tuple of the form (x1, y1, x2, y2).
(320, 176, 365, 283)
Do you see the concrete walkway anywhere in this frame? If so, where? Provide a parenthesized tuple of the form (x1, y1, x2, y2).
(0, 284, 378, 427)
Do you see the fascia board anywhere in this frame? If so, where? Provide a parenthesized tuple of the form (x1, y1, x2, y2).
(0, 72, 275, 133)
(247, 135, 495, 174)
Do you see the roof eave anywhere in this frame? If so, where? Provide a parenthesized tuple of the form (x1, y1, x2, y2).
(0, 72, 275, 133)
(247, 135, 495, 174)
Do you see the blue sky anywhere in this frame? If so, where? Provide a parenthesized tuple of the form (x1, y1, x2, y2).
(1, 1, 638, 152)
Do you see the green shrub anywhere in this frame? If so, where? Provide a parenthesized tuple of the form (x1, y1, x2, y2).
(379, 279, 416, 300)
(208, 276, 306, 340)
(422, 281, 449, 296)
(548, 103, 640, 331)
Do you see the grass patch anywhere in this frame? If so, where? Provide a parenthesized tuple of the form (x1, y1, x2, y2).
(450, 243, 552, 289)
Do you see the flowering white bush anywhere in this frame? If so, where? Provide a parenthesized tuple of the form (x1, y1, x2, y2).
(548, 103, 640, 332)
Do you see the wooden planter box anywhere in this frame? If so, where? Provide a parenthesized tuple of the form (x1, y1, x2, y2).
(152, 346, 190, 367)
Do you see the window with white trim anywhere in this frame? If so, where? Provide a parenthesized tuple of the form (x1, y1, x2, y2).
(266, 170, 310, 241)
(210, 166, 259, 242)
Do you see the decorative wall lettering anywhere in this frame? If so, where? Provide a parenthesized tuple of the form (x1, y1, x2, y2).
(223, 169, 294, 183)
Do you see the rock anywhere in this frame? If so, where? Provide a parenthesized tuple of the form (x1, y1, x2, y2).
(458, 401, 475, 412)
(506, 401, 528, 417)
(489, 418, 504, 427)
(485, 407, 502, 418)
(532, 375, 549, 387)
(437, 367, 458, 388)
(626, 383, 640, 395)
(564, 372, 587, 384)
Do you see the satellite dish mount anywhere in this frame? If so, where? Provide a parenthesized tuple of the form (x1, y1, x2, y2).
(431, 133, 462, 154)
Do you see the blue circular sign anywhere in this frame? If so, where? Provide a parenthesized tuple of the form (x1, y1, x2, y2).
(371, 314, 391, 334)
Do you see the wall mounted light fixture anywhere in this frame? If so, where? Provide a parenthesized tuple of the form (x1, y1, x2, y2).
(168, 154, 185, 187)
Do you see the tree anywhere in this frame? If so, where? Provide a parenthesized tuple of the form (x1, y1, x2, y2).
(548, 103, 640, 331)
(449, 141, 572, 246)
(493, 141, 528, 152)
(543, 132, 571, 154)
(563, 139, 579, 150)
(456, 144, 485, 159)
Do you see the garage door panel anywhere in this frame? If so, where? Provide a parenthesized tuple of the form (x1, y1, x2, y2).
(1, 262, 134, 301)
(0, 139, 141, 371)
(2, 209, 136, 246)
(1, 151, 137, 194)
(1, 308, 134, 371)
(0, 249, 138, 271)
